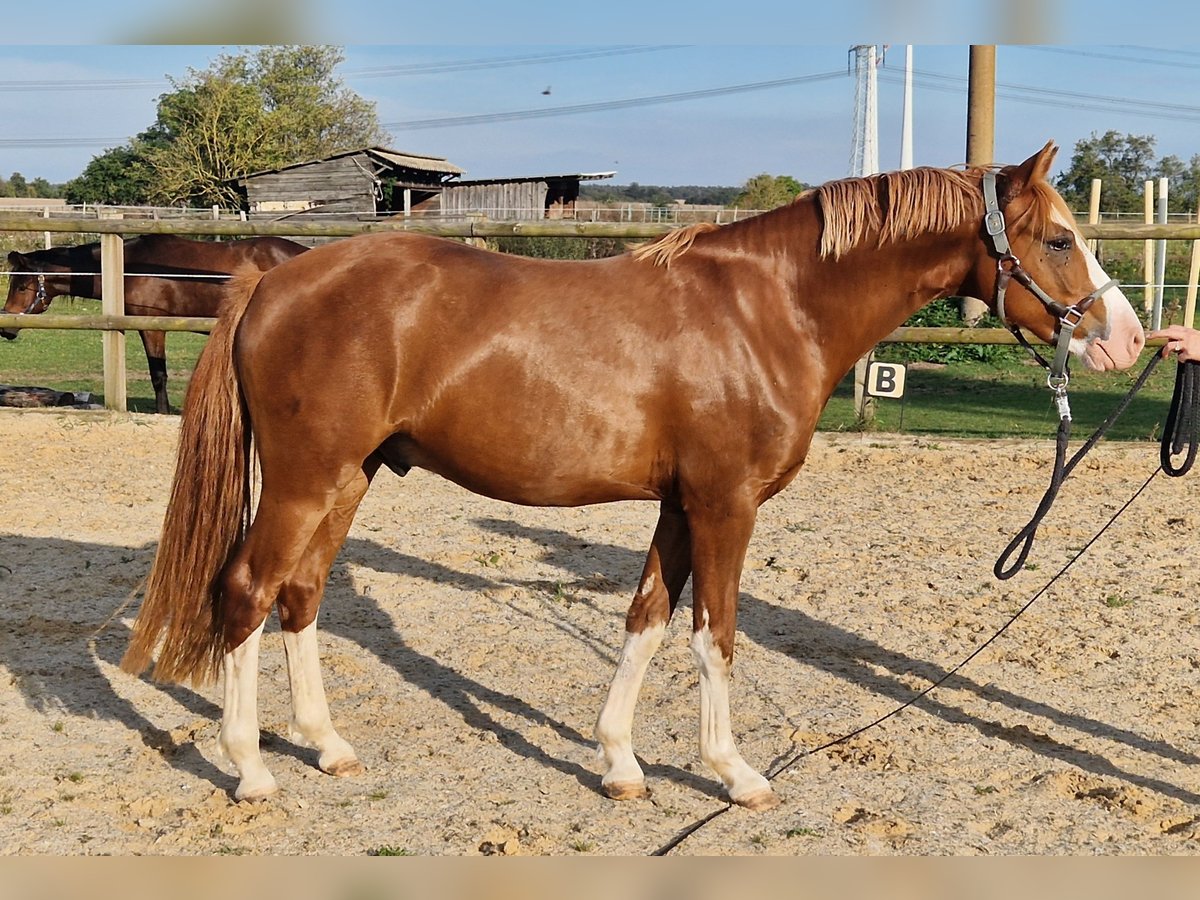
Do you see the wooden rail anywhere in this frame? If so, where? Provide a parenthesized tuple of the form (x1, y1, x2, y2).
(0, 215, 1195, 411)
(3, 214, 1200, 241)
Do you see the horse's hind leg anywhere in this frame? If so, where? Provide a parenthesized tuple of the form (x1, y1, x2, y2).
(217, 483, 337, 800)
(278, 465, 375, 779)
(596, 503, 691, 800)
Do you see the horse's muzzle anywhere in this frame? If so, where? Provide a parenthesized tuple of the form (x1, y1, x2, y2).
(0, 329, 18, 341)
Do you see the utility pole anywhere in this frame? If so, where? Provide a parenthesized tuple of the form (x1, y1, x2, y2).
(850, 45, 880, 178)
(900, 45, 913, 170)
(850, 44, 881, 425)
(962, 45, 996, 325)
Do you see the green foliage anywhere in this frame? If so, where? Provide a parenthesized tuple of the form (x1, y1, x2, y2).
(63, 46, 387, 209)
(875, 298, 1020, 365)
(734, 173, 809, 210)
(489, 236, 626, 260)
(64, 140, 161, 205)
(580, 183, 740, 206)
(0, 172, 63, 199)
(1055, 130, 1200, 214)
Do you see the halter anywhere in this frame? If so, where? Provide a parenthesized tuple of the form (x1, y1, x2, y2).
(982, 171, 1117, 411)
(21, 274, 50, 315)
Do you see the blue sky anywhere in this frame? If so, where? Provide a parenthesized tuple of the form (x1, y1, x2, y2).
(1, 4, 1198, 192)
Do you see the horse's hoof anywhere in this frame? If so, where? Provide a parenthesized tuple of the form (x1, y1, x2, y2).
(234, 774, 278, 801)
(321, 756, 365, 778)
(732, 788, 780, 812)
(602, 779, 650, 801)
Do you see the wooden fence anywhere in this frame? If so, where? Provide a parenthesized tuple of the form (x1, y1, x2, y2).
(2, 215, 1199, 412)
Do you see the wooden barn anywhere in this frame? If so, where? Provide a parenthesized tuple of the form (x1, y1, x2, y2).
(440, 172, 615, 220)
(234, 147, 465, 220)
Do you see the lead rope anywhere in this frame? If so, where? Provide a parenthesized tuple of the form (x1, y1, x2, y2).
(996, 354, 1200, 579)
(652, 353, 1200, 856)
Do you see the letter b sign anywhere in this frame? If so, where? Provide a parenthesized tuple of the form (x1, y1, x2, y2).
(866, 362, 906, 398)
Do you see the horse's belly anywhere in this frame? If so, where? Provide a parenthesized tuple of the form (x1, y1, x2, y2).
(383, 432, 664, 507)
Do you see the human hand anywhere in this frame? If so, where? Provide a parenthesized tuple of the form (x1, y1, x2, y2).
(1148, 325, 1200, 362)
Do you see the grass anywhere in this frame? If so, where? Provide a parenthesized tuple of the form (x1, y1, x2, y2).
(0, 298, 207, 414)
(817, 355, 1177, 441)
(0, 297, 1181, 439)
(367, 845, 412, 856)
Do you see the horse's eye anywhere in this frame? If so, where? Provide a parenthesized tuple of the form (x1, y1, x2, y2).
(1046, 236, 1072, 253)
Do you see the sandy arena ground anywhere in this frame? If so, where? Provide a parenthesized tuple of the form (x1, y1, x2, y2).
(3, 409, 1200, 856)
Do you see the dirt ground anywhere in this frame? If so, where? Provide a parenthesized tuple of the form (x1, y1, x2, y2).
(3, 409, 1200, 856)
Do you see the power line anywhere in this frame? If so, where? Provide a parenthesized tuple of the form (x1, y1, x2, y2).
(382, 71, 847, 130)
(0, 46, 687, 93)
(877, 68, 1200, 123)
(350, 45, 688, 78)
(1018, 45, 1200, 72)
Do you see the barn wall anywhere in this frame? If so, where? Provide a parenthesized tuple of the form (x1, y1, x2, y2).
(441, 181, 549, 220)
(244, 156, 378, 215)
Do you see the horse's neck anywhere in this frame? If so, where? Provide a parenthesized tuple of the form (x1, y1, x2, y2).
(806, 227, 979, 377)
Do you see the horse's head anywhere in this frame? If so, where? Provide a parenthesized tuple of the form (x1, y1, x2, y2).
(965, 141, 1145, 372)
(2, 251, 68, 340)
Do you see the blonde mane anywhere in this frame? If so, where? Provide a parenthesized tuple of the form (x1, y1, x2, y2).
(630, 222, 721, 268)
(817, 167, 986, 260)
(631, 165, 1061, 267)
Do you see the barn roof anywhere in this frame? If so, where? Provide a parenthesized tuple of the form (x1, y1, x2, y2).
(449, 171, 616, 187)
(237, 146, 465, 182)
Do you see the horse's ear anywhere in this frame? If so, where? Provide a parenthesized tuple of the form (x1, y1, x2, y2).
(998, 141, 1058, 205)
(7, 250, 26, 267)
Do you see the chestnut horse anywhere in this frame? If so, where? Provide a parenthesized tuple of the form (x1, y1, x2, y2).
(122, 143, 1144, 810)
(2, 235, 307, 413)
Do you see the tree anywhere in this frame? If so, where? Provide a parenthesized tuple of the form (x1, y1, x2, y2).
(1054, 131, 1158, 213)
(145, 46, 387, 207)
(65, 46, 387, 208)
(733, 173, 808, 210)
(64, 128, 168, 205)
(1156, 153, 1200, 214)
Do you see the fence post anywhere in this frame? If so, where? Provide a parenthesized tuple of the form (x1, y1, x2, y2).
(1144, 180, 1156, 315)
(1153, 177, 1169, 330)
(1087, 179, 1101, 255)
(99, 217, 127, 412)
(1185, 239, 1200, 329)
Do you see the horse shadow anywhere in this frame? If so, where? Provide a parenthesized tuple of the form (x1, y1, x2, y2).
(0, 531, 715, 800)
(470, 517, 1200, 806)
(0, 535, 234, 791)
(5, 516, 1198, 808)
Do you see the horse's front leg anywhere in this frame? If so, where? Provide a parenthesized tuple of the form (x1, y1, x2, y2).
(687, 498, 779, 811)
(596, 503, 691, 800)
(138, 329, 170, 414)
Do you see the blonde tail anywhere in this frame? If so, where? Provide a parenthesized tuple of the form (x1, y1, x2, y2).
(121, 269, 267, 685)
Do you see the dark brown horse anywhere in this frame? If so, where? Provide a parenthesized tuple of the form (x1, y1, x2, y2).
(122, 143, 1144, 810)
(2, 234, 307, 413)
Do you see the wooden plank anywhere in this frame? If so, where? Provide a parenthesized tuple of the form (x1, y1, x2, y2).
(3, 215, 1197, 241)
(0, 314, 216, 332)
(99, 231, 126, 412)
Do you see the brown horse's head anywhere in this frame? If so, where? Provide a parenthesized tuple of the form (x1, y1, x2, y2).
(2, 250, 74, 340)
(964, 141, 1144, 372)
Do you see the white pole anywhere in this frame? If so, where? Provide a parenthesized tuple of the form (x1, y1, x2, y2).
(1184, 239, 1200, 329)
(864, 47, 879, 176)
(1144, 180, 1156, 314)
(1153, 176, 1169, 330)
(900, 45, 913, 170)
(1087, 179, 1101, 255)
